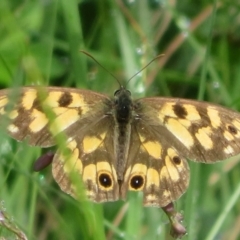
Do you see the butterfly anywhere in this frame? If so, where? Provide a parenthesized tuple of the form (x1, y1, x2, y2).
(1, 85, 240, 237)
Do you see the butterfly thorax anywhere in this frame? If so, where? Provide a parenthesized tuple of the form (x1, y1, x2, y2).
(114, 87, 132, 123)
(113, 87, 133, 181)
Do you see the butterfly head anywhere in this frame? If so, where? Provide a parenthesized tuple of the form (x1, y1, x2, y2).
(114, 86, 132, 122)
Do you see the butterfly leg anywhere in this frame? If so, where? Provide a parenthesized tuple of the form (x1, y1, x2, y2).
(162, 202, 186, 238)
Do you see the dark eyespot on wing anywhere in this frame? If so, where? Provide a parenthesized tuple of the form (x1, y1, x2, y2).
(173, 156, 181, 165)
(130, 175, 144, 189)
(98, 173, 113, 188)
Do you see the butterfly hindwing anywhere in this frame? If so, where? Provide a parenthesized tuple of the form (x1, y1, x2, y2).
(121, 120, 190, 207)
(52, 106, 121, 202)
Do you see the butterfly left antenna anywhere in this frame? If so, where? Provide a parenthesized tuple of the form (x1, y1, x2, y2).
(125, 54, 164, 86)
(80, 50, 122, 87)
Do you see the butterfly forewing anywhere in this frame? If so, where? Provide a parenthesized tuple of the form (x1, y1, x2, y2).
(0, 87, 109, 146)
(136, 97, 240, 163)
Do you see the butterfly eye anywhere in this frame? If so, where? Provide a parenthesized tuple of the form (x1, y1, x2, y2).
(130, 175, 145, 190)
(98, 173, 113, 189)
(114, 88, 131, 97)
(126, 90, 131, 96)
(114, 89, 120, 96)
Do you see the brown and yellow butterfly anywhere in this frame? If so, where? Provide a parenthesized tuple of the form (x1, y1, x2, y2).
(1, 85, 240, 236)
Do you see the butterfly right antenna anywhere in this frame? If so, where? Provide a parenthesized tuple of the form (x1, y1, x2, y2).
(125, 54, 164, 87)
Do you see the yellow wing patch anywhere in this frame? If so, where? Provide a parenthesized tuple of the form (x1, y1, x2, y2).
(83, 132, 106, 154)
(49, 109, 80, 135)
(7, 124, 19, 133)
(0, 97, 8, 108)
(139, 134, 162, 159)
(22, 90, 37, 110)
(207, 107, 221, 128)
(29, 109, 49, 132)
(165, 118, 194, 149)
(195, 126, 213, 150)
(182, 104, 201, 121)
(146, 168, 159, 188)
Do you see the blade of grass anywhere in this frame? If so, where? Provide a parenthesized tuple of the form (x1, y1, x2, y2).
(205, 182, 240, 240)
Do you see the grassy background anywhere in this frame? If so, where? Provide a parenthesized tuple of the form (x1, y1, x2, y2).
(0, 0, 240, 239)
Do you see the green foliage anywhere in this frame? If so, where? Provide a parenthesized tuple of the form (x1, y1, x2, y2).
(0, 0, 240, 239)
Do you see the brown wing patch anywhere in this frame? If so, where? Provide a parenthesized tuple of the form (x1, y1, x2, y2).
(173, 104, 187, 118)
